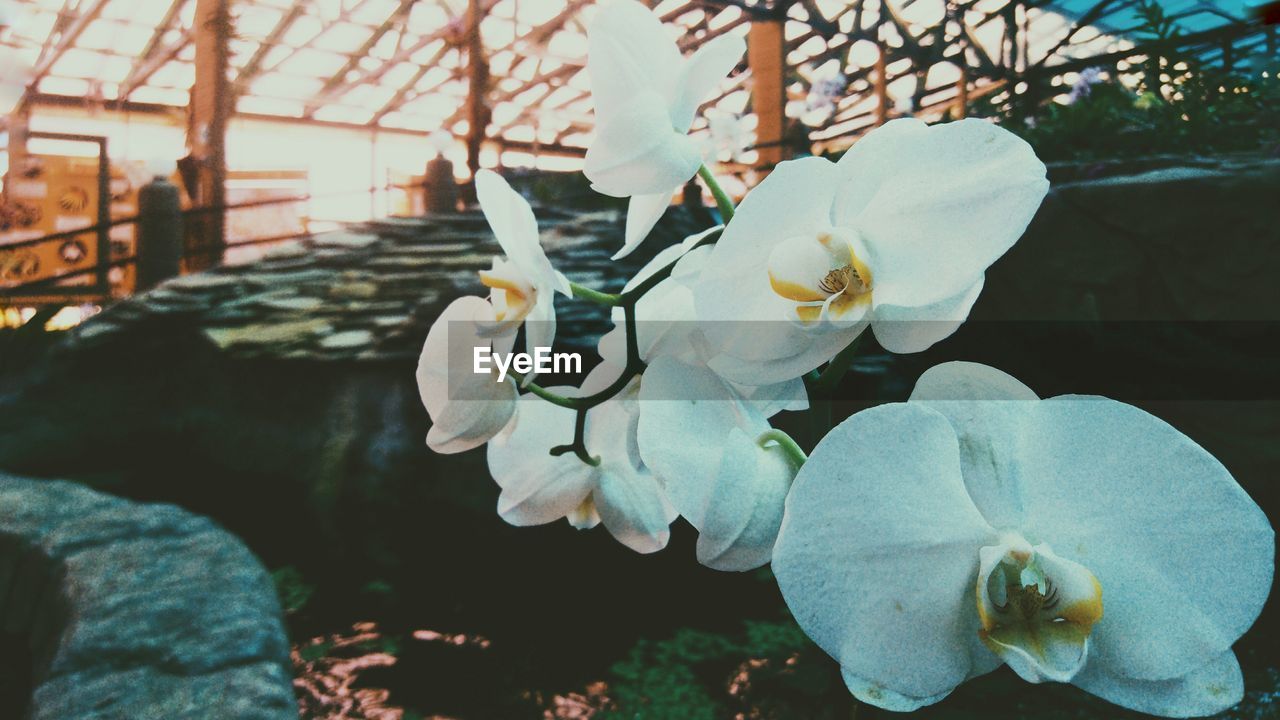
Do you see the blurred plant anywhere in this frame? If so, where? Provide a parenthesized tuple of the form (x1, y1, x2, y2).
(272, 565, 317, 616)
(988, 0, 1280, 161)
(597, 619, 844, 720)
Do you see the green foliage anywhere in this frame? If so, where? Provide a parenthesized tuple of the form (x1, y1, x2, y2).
(983, 0, 1280, 162)
(598, 618, 845, 720)
(296, 639, 334, 663)
(271, 565, 316, 616)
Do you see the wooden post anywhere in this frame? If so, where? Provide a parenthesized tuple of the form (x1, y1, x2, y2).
(3, 103, 30, 200)
(748, 19, 785, 170)
(874, 44, 890, 126)
(955, 66, 969, 119)
(463, 0, 490, 200)
(188, 0, 230, 270)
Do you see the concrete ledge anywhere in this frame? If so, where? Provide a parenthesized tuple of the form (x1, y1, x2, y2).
(0, 476, 297, 719)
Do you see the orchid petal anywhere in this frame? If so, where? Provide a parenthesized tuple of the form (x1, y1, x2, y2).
(523, 291, 557, 359)
(910, 361, 1039, 402)
(585, 91, 702, 197)
(773, 403, 998, 699)
(595, 467, 676, 554)
(841, 668, 953, 712)
(616, 190, 675, 259)
(694, 428, 795, 571)
(840, 119, 1048, 308)
(1015, 397, 1274, 681)
(636, 356, 769, 529)
(417, 296, 518, 454)
(918, 391, 1274, 682)
(668, 33, 746, 131)
(486, 392, 593, 525)
(870, 275, 984, 354)
(587, 0, 680, 117)
(1073, 651, 1244, 718)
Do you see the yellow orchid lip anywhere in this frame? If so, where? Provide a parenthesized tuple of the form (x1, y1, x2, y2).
(479, 259, 536, 326)
(975, 536, 1103, 683)
(767, 229, 874, 325)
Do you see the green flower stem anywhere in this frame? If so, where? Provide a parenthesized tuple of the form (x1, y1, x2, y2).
(698, 164, 736, 222)
(757, 429, 808, 470)
(517, 217, 729, 466)
(550, 408, 601, 466)
(811, 336, 863, 397)
(570, 282, 622, 306)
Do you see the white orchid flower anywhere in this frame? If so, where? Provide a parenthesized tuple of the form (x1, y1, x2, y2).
(474, 169, 572, 356)
(584, 0, 746, 259)
(486, 362, 677, 553)
(636, 355, 801, 571)
(692, 118, 1049, 386)
(417, 296, 519, 454)
(773, 361, 1273, 716)
(599, 227, 808, 416)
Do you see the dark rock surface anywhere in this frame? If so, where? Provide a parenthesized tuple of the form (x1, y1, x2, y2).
(0, 475, 295, 719)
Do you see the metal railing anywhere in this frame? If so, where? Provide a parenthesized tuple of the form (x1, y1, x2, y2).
(1, 178, 438, 303)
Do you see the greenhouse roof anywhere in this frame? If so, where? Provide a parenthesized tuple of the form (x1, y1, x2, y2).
(0, 0, 1271, 155)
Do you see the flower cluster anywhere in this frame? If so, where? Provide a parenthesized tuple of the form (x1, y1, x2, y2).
(416, 1, 1274, 715)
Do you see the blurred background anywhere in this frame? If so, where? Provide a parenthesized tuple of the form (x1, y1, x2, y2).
(0, 0, 1278, 718)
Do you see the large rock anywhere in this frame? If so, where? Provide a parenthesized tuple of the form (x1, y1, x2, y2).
(0, 476, 296, 719)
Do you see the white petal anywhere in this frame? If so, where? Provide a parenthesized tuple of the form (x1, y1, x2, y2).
(910, 361, 1039, 402)
(1025, 398, 1273, 682)
(418, 296, 518, 454)
(704, 327, 865, 387)
(933, 394, 1275, 681)
(773, 403, 998, 699)
(615, 190, 675, 259)
(695, 428, 795, 571)
(622, 228, 719, 294)
(426, 394, 518, 455)
(587, 0, 680, 118)
(585, 91, 702, 197)
(831, 118, 930, 222)
(595, 467, 675, 554)
(908, 383, 1040, 532)
(841, 119, 1048, 308)
(668, 33, 746, 131)
(566, 496, 603, 530)
(841, 667, 953, 712)
(870, 275, 984, 354)
(732, 376, 810, 417)
(1073, 651, 1244, 718)
(486, 393, 594, 525)
(636, 357, 769, 528)
(523, 291, 557, 358)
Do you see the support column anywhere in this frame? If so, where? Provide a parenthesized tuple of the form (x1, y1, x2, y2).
(748, 19, 785, 171)
(3, 103, 30, 200)
(955, 66, 969, 119)
(874, 44, 890, 126)
(188, 0, 231, 271)
(463, 0, 490, 200)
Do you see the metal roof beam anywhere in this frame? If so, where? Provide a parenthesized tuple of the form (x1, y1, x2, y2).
(28, 0, 112, 85)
